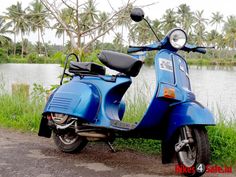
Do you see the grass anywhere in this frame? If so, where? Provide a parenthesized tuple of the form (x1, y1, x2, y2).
(0, 83, 235, 166)
(187, 58, 236, 66)
(0, 84, 45, 132)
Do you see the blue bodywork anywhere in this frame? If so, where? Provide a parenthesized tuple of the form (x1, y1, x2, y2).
(43, 40, 215, 140)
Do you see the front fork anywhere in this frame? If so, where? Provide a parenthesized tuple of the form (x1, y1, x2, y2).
(175, 126, 194, 152)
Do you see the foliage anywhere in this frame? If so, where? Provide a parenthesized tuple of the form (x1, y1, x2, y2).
(0, 84, 45, 132)
(0, 48, 9, 63)
(51, 51, 66, 64)
(187, 58, 236, 66)
(115, 138, 161, 154)
(208, 122, 236, 165)
(82, 49, 102, 64)
(0, 81, 235, 165)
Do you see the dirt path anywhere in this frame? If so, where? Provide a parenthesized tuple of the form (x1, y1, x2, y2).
(0, 128, 234, 177)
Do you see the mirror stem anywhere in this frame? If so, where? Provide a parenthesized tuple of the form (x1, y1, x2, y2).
(143, 18, 160, 42)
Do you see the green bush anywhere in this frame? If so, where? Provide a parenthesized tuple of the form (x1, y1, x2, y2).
(0, 48, 9, 63)
(51, 51, 65, 64)
(208, 123, 236, 165)
(0, 84, 46, 132)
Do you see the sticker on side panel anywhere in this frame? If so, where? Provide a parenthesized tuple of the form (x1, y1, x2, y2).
(159, 58, 173, 72)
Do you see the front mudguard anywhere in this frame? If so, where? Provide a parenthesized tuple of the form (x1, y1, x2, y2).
(161, 101, 215, 164)
(165, 101, 215, 140)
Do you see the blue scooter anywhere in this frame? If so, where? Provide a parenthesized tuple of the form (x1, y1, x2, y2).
(38, 8, 215, 177)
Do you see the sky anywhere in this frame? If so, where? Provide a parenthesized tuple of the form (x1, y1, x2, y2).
(0, 0, 236, 45)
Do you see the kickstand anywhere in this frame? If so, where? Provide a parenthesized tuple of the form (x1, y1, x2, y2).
(106, 141, 116, 153)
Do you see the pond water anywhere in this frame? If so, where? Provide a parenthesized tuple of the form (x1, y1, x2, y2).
(0, 64, 235, 120)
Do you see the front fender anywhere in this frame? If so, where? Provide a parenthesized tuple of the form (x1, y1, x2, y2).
(166, 101, 215, 140)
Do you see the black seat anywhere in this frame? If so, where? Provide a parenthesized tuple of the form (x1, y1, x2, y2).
(69, 61, 106, 75)
(98, 50, 143, 77)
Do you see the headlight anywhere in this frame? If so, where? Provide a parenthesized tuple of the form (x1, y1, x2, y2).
(169, 29, 187, 49)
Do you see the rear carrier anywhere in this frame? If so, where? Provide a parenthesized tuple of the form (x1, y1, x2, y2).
(44, 53, 103, 122)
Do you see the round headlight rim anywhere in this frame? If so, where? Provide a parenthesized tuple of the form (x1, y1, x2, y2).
(168, 28, 187, 49)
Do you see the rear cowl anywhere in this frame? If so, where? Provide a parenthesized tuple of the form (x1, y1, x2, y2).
(44, 81, 100, 123)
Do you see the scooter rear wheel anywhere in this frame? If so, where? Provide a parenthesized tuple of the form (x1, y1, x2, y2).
(176, 127, 210, 177)
(53, 130, 88, 153)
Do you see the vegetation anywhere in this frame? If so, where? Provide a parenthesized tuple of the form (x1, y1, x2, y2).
(0, 1, 235, 64)
(0, 81, 235, 166)
(0, 83, 46, 132)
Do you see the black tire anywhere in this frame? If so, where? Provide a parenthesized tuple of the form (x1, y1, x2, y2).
(176, 127, 210, 177)
(53, 130, 88, 153)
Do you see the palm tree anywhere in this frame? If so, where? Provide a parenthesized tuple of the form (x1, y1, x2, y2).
(193, 10, 208, 45)
(133, 17, 152, 45)
(98, 12, 110, 48)
(161, 9, 177, 34)
(117, 3, 133, 48)
(210, 12, 224, 31)
(54, 8, 74, 49)
(0, 17, 12, 47)
(5, 4, 18, 56)
(177, 4, 193, 34)
(5, 2, 29, 58)
(81, 0, 99, 36)
(152, 19, 163, 40)
(28, 0, 49, 56)
(113, 32, 123, 50)
(224, 15, 236, 57)
(206, 30, 220, 58)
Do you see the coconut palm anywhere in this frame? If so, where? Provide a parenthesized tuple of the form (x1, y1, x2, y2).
(210, 12, 224, 31)
(5, 4, 18, 56)
(117, 3, 133, 47)
(133, 17, 153, 45)
(152, 19, 163, 40)
(161, 9, 177, 34)
(54, 8, 74, 49)
(28, 0, 49, 56)
(176, 4, 194, 34)
(98, 12, 110, 48)
(224, 15, 236, 56)
(193, 10, 208, 45)
(14, 2, 29, 58)
(0, 17, 12, 47)
(113, 32, 123, 50)
(81, 0, 99, 32)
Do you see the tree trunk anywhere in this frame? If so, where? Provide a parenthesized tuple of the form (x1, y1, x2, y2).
(63, 31, 65, 49)
(40, 29, 48, 57)
(21, 31, 24, 59)
(121, 26, 124, 52)
(38, 28, 41, 54)
(13, 31, 16, 57)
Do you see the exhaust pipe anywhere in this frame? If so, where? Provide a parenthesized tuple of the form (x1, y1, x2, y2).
(77, 132, 107, 138)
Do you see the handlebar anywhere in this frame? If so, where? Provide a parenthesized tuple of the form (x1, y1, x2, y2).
(127, 42, 161, 53)
(127, 42, 214, 55)
(127, 46, 144, 53)
(194, 47, 206, 54)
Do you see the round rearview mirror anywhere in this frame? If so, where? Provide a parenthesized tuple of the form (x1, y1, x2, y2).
(130, 8, 144, 22)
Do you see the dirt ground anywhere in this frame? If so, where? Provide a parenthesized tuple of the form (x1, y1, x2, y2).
(0, 127, 234, 177)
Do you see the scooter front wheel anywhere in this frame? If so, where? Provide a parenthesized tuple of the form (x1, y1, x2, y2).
(53, 130, 88, 153)
(176, 127, 210, 177)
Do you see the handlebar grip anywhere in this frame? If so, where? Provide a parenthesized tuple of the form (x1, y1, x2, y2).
(195, 48, 206, 54)
(127, 47, 143, 53)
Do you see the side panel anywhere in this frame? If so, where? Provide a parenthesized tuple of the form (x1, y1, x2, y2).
(44, 81, 100, 122)
(166, 102, 215, 140)
(77, 75, 132, 126)
(135, 50, 175, 130)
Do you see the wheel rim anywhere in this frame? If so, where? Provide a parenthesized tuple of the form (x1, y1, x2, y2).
(58, 132, 79, 145)
(178, 136, 197, 167)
